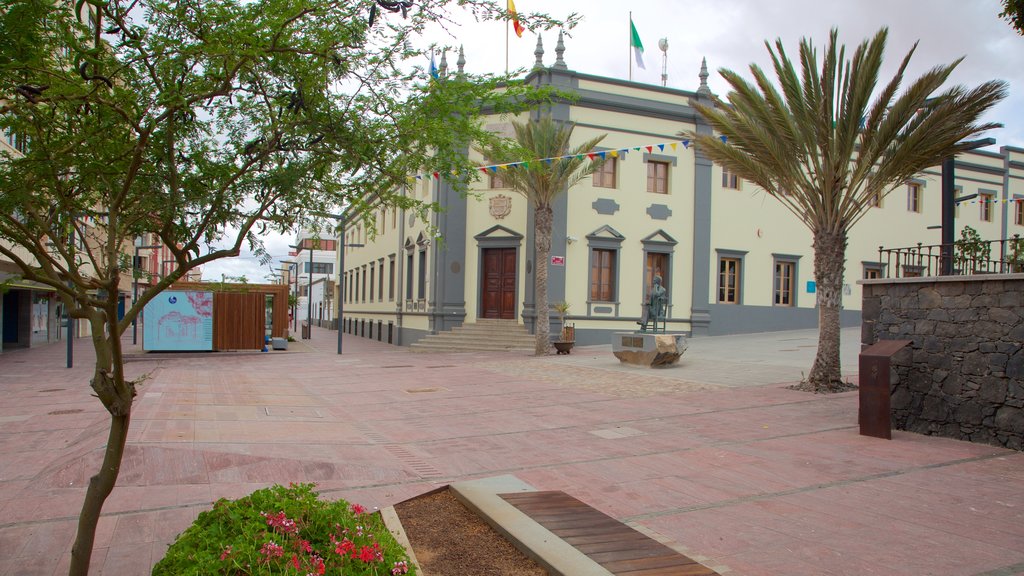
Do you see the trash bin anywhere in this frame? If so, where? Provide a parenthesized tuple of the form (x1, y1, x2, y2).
(302, 322, 310, 339)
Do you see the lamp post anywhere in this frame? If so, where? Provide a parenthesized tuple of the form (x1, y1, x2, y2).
(279, 259, 299, 335)
(133, 242, 163, 345)
(941, 138, 996, 275)
(312, 211, 363, 354)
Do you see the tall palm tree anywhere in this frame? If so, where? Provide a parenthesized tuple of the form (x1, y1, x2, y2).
(692, 28, 1006, 392)
(480, 117, 605, 355)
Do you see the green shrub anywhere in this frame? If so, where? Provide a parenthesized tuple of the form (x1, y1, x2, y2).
(154, 483, 414, 575)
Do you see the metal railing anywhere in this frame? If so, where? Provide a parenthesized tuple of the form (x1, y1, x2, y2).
(877, 235, 1024, 278)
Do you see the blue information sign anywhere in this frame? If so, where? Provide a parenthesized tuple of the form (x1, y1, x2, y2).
(143, 291, 214, 351)
(806, 281, 817, 293)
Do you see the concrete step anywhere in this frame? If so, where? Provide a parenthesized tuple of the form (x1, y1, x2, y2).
(410, 321, 536, 352)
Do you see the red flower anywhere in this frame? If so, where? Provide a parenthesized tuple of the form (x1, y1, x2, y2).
(350, 503, 367, 515)
(291, 554, 300, 570)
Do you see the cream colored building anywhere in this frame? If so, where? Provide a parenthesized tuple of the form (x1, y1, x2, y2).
(337, 40, 1024, 346)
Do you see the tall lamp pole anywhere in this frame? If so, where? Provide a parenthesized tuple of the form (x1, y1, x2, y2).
(941, 138, 995, 275)
(289, 243, 315, 339)
(314, 211, 363, 354)
(132, 242, 163, 345)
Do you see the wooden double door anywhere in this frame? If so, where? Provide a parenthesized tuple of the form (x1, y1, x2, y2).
(481, 248, 517, 320)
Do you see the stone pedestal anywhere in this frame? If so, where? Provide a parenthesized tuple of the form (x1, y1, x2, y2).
(612, 332, 688, 367)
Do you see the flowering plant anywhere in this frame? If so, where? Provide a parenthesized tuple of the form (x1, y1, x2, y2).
(154, 483, 415, 575)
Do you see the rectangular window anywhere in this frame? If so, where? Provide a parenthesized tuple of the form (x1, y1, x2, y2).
(305, 262, 334, 275)
(864, 266, 883, 279)
(406, 252, 414, 300)
(392, 208, 397, 229)
(645, 252, 669, 297)
(907, 183, 922, 213)
(378, 260, 385, 301)
(389, 256, 396, 301)
(1016, 199, 1024, 226)
(981, 193, 994, 222)
(489, 172, 507, 189)
(647, 161, 669, 194)
(417, 249, 427, 299)
(722, 168, 741, 190)
(593, 157, 617, 188)
(369, 266, 375, 302)
(718, 257, 741, 304)
(869, 191, 882, 208)
(361, 266, 367, 302)
(590, 249, 616, 302)
(774, 261, 795, 306)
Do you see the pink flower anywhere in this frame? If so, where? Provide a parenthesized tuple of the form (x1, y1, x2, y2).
(334, 537, 355, 556)
(391, 560, 410, 574)
(350, 503, 367, 515)
(262, 511, 299, 534)
(219, 546, 233, 561)
(298, 539, 313, 553)
(259, 541, 284, 564)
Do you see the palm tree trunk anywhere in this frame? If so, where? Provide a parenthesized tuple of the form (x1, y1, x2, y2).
(808, 228, 848, 392)
(534, 203, 552, 355)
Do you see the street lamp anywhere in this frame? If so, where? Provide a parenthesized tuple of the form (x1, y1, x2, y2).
(941, 138, 996, 275)
(314, 211, 364, 355)
(132, 242, 162, 345)
(289, 243, 316, 339)
(280, 259, 298, 333)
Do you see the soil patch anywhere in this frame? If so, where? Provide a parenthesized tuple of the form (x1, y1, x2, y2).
(787, 380, 858, 393)
(393, 488, 547, 576)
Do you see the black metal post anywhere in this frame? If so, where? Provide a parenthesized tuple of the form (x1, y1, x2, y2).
(941, 157, 955, 276)
(307, 245, 313, 339)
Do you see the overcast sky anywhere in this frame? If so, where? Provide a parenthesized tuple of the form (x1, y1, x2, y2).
(202, 0, 1023, 281)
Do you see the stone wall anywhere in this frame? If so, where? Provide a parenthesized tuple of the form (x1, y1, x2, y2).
(861, 276, 1024, 450)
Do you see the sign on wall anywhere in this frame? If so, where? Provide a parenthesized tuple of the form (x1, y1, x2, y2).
(143, 291, 214, 351)
(551, 256, 565, 266)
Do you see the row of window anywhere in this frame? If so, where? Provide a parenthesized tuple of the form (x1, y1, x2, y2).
(587, 248, 800, 308)
(344, 249, 427, 304)
(490, 157, 675, 195)
(874, 183, 1021, 225)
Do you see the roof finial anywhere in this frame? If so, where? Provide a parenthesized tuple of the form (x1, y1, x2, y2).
(534, 35, 545, 70)
(553, 30, 567, 70)
(439, 50, 448, 77)
(457, 45, 466, 75)
(697, 57, 712, 97)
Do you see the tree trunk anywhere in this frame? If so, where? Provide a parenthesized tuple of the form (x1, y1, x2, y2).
(69, 327, 134, 576)
(534, 203, 552, 356)
(807, 228, 848, 392)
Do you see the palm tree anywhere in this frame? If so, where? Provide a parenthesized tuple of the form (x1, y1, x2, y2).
(691, 28, 1006, 392)
(480, 117, 605, 355)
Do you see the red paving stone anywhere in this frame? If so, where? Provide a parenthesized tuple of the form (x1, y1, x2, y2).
(0, 326, 1022, 575)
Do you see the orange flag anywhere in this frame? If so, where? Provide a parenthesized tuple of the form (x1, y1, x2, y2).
(508, 0, 525, 37)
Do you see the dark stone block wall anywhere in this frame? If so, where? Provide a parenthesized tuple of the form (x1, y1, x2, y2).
(862, 278, 1024, 450)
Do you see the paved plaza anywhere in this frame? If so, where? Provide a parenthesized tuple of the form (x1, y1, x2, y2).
(1, 326, 1022, 575)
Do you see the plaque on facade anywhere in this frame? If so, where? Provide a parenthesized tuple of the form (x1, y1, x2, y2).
(489, 194, 512, 220)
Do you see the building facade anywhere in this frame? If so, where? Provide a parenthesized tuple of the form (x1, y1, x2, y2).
(337, 40, 1024, 347)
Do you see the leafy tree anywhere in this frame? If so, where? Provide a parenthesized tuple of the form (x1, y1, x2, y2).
(1000, 0, 1024, 34)
(0, 1, 574, 574)
(479, 117, 604, 355)
(691, 28, 1006, 392)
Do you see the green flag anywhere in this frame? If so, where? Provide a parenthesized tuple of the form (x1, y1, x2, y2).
(630, 18, 645, 70)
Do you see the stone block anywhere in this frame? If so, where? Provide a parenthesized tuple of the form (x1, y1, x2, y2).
(989, 308, 1020, 325)
(611, 332, 688, 367)
(271, 337, 288, 350)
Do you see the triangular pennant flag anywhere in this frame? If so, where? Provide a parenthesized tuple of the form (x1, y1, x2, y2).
(544, 158, 553, 165)
(610, 150, 619, 158)
(682, 140, 690, 149)
(670, 143, 678, 151)
(645, 146, 653, 153)
(576, 154, 584, 160)
(480, 167, 489, 174)
(490, 166, 498, 173)
(658, 144, 665, 151)
(587, 153, 595, 160)
(416, 175, 423, 180)
(720, 135, 728, 143)
(633, 147, 641, 151)
(598, 151, 607, 159)
(522, 161, 530, 168)
(499, 164, 509, 170)
(432, 172, 440, 180)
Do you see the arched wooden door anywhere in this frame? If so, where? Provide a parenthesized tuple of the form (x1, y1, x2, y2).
(481, 248, 517, 319)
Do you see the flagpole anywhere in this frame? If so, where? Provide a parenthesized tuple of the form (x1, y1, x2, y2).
(628, 12, 633, 82)
(506, 18, 509, 74)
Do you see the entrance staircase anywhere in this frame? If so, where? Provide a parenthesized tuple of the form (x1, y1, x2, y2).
(409, 319, 535, 352)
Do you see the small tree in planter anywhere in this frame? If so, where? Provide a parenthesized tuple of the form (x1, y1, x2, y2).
(956, 226, 992, 272)
(1008, 235, 1024, 273)
(551, 301, 574, 354)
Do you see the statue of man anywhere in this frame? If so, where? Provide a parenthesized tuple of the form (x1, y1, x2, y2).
(639, 275, 667, 332)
